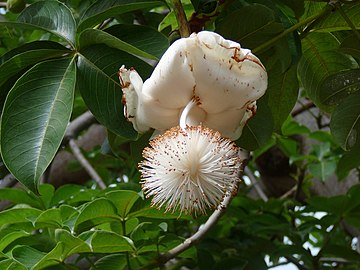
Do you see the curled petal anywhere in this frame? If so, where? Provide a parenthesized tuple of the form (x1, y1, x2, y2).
(142, 39, 196, 109)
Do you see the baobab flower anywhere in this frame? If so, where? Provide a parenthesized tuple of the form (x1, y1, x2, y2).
(119, 31, 267, 140)
(139, 100, 242, 215)
(119, 31, 267, 215)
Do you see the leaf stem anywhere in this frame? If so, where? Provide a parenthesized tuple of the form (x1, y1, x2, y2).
(252, 4, 333, 54)
(172, 0, 191, 37)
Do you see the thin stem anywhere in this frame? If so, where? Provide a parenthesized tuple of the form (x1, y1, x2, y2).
(141, 182, 238, 270)
(285, 256, 309, 270)
(172, 0, 191, 37)
(122, 220, 132, 270)
(69, 139, 106, 189)
(252, 4, 333, 54)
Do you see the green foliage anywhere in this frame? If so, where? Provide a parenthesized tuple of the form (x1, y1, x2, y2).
(0, 0, 360, 269)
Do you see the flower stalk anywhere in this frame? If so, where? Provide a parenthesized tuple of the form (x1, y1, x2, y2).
(172, 0, 191, 37)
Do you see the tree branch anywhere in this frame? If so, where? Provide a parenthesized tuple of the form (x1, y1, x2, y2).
(172, 0, 191, 37)
(244, 167, 269, 202)
(69, 138, 106, 190)
(291, 102, 315, 117)
(63, 111, 98, 144)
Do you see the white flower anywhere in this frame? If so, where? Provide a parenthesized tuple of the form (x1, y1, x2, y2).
(139, 124, 242, 215)
(119, 31, 267, 140)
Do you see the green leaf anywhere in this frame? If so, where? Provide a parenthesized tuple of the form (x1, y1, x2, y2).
(55, 229, 91, 257)
(80, 25, 169, 60)
(34, 208, 62, 228)
(50, 184, 84, 206)
(158, 5, 194, 32)
(17, 1, 76, 47)
(322, 244, 360, 262)
(237, 100, 274, 151)
(32, 242, 64, 270)
(129, 206, 190, 219)
(79, 230, 134, 253)
(215, 4, 283, 49)
(340, 34, 360, 61)
(77, 44, 152, 139)
(0, 188, 42, 209)
(281, 117, 310, 136)
(1, 57, 76, 193)
(78, 0, 164, 32)
(91, 254, 127, 270)
(0, 41, 69, 86)
(330, 91, 360, 150)
(75, 198, 120, 232)
(38, 184, 55, 209)
(336, 141, 360, 180)
(316, 2, 360, 32)
(308, 160, 337, 182)
(0, 41, 70, 110)
(298, 32, 358, 110)
(0, 207, 41, 226)
(0, 230, 29, 252)
(267, 63, 299, 131)
(105, 190, 141, 218)
(1, 258, 29, 270)
(319, 69, 360, 108)
(307, 195, 349, 217)
(11, 246, 46, 269)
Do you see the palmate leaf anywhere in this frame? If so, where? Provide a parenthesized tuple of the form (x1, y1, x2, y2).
(77, 0, 164, 32)
(298, 32, 358, 110)
(1, 57, 76, 193)
(77, 44, 153, 139)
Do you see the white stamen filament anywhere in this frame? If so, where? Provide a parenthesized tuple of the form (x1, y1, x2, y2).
(179, 99, 197, 130)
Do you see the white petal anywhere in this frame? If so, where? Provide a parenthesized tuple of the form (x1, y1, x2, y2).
(191, 31, 267, 114)
(119, 66, 149, 132)
(141, 38, 196, 109)
(137, 95, 180, 131)
(121, 31, 267, 140)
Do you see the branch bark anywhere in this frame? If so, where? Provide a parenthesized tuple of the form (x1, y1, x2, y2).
(68, 139, 106, 189)
(63, 111, 98, 143)
(172, 0, 191, 37)
(244, 167, 269, 202)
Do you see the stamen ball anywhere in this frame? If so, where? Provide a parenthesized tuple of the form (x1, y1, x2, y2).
(139, 125, 242, 215)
